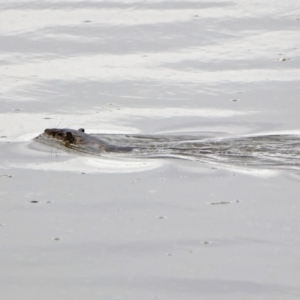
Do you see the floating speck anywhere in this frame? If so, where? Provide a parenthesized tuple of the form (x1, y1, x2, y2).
(0, 174, 12, 178)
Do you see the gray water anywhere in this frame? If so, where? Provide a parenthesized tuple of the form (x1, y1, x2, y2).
(1, 1, 300, 300)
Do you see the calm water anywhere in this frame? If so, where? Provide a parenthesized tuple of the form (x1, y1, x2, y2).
(1, 1, 300, 300)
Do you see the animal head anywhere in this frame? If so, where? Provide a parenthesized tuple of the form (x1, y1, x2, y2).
(43, 128, 85, 143)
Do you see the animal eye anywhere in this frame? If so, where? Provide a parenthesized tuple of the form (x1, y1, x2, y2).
(66, 132, 74, 143)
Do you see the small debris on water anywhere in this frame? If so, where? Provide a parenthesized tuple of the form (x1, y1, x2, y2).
(203, 241, 210, 245)
(209, 200, 239, 205)
(0, 174, 13, 178)
(30, 200, 39, 204)
(44, 117, 51, 119)
(13, 108, 22, 111)
(84, 20, 91, 23)
(278, 58, 290, 61)
(0, 136, 7, 138)
(231, 99, 239, 102)
(157, 216, 166, 219)
(131, 178, 141, 183)
(53, 237, 61, 241)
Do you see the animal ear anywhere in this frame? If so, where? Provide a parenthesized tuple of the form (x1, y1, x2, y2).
(66, 132, 75, 143)
(78, 128, 85, 132)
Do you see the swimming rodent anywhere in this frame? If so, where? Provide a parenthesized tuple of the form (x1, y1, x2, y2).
(41, 128, 134, 153)
(40, 127, 197, 154)
(35, 127, 300, 169)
